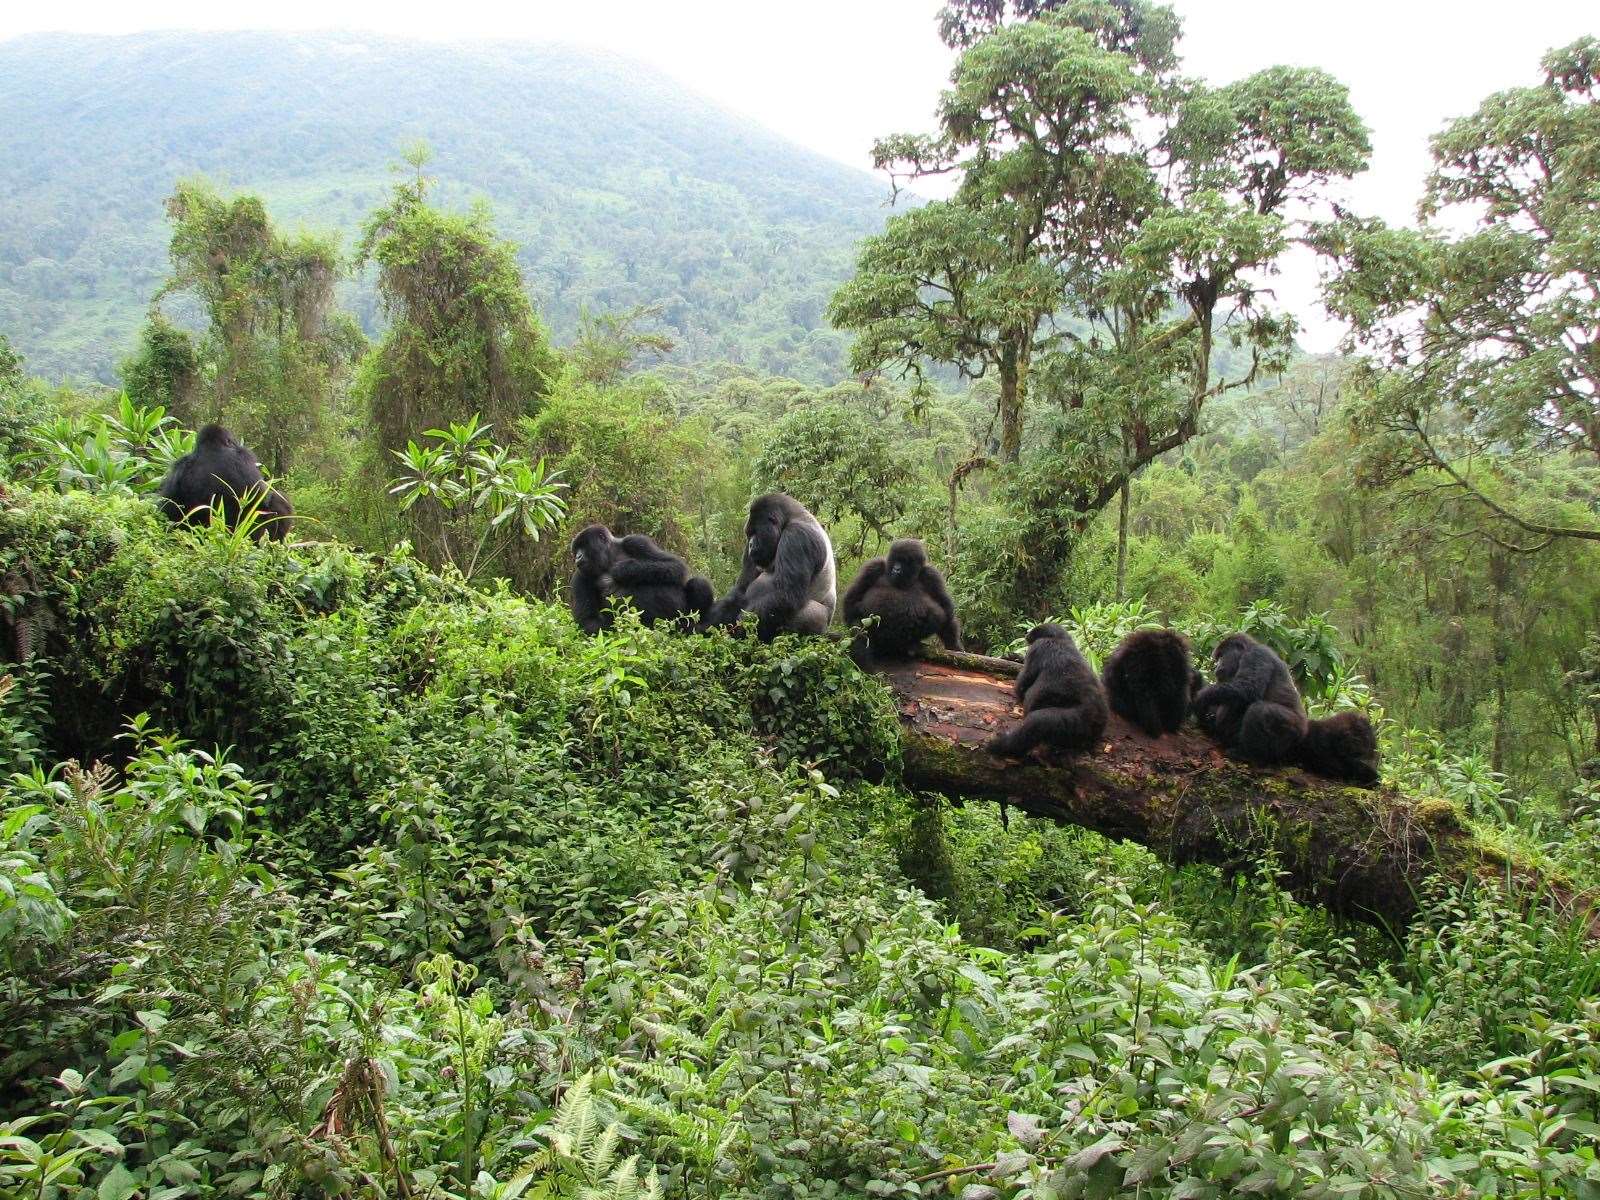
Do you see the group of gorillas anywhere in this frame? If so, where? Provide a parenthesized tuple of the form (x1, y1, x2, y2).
(571, 493, 1380, 788)
(145, 433, 1378, 788)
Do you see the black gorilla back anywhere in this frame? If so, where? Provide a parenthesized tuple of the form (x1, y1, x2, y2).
(156, 424, 292, 541)
(1101, 628, 1194, 737)
(569, 524, 711, 634)
(986, 624, 1108, 758)
(1298, 711, 1380, 786)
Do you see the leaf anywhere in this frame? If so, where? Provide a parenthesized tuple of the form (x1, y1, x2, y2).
(1007, 1111, 1044, 1147)
(99, 1164, 139, 1200)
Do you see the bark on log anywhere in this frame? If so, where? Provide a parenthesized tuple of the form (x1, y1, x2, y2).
(875, 647, 1594, 933)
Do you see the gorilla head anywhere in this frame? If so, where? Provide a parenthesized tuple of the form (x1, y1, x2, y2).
(745, 493, 792, 570)
(570, 524, 619, 582)
(885, 538, 927, 586)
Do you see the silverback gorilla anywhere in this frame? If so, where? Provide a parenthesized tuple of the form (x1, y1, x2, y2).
(1192, 633, 1307, 767)
(1101, 628, 1197, 738)
(708, 494, 835, 641)
(841, 538, 961, 658)
(985, 624, 1109, 759)
(568, 524, 714, 634)
(156, 424, 292, 541)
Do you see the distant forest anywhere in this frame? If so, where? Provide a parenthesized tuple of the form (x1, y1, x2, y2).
(0, 32, 888, 382)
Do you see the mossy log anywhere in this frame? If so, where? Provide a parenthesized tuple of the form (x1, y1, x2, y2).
(876, 647, 1593, 933)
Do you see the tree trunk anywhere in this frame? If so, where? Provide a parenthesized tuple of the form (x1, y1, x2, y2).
(1115, 480, 1129, 601)
(997, 341, 1027, 464)
(875, 648, 1596, 934)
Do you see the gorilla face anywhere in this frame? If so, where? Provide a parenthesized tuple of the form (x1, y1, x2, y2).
(571, 525, 617, 578)
(746, 504, 785, 570)
(886, 539, 927, 587)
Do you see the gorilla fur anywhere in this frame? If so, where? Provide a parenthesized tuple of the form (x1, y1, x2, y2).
(841, 538, 961, 658)
(1192, 633, 1307, 767)
(985, 624, 1109, 759)
(1297, 711, 1381, 787)
(1101, 628, 1195, 738)
(707, 494, 835, 641)
(156, 424, 293, 541)
(569, 524, 713, 635)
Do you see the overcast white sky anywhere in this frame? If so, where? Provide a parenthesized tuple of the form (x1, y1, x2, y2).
(3, 0, 1596, 350)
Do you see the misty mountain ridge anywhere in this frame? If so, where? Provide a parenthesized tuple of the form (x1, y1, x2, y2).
(0, 30, 894, 382)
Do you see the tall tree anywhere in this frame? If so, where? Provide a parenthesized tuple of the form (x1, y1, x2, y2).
(152, 180, 347, 475)
(1318, 38, 1600, 546)
(830, 2, 1179, 463)
(356, 161, 558, 461)
(834, 2, 1368, 608)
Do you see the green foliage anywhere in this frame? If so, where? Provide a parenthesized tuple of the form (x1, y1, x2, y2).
(1319, 36, 1600, 546)
(358, 171, 559, 459)
(750, 403, 916, 559)
(17, 394, 192, 498)
(5, 489, 1600, 1198)
(388, 416, 568, 584)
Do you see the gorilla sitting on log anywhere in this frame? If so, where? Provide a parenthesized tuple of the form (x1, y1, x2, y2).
(841, 537, 961, 658)
(1192, 633, 1308, 767)
(1298, 711, 1381, 787)
(986, 624, 1108, 760)
(156, 424, 293, 541)
(706, 494, 835, 641)
(1101, 628, 1197, 738)
(569, 524, 714, 634)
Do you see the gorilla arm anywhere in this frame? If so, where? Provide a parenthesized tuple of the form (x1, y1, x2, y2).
(841, 558, 887, 627)
(749, 521, 828, 640)
(921, 564, 962, 650)
(570, 572, 609, 635)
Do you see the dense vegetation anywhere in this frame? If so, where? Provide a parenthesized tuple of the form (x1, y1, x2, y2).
(0, 32, 885, 383)
(2, 2, 1599, 1196)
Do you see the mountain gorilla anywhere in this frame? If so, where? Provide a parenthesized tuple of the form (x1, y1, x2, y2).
(1298, 711, 1381, 787)
(985, 624, 1108, 760)
(707, 494, 835, 641)
(1101, 628, 1197, 738)
(1192, 633, 1308, 767)
(569, 524, 714, 635)
(156, 424, 293, 541)
(841, 538, 961, 658)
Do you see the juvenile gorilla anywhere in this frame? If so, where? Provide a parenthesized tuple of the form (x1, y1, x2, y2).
(841, 538, 961, 658)
(1298, 711, 1381, 787)
(707, 494, 835, 641)
(569, 524, 714, 635)
(1192, 633, 1307, 767)
(985, 624, 1109, 759)
(1101, 628, 1195, 738)
(156, 424, 293, 541)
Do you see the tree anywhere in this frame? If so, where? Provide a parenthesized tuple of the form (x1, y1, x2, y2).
(829, 4, 1176, 463)
(751, 403, 918, 559)
(836, 2, 1369, 609)
(1318, 38, 1600, 547)
(356, 164, 558, 461)
(154, 180, 348, 476)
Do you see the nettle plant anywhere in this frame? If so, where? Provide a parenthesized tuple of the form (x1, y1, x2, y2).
(388, 415, 567, 583)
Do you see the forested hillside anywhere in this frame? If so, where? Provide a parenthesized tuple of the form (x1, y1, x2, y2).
(0, 31, 887, 381)
(3, 2, 1600, 1196)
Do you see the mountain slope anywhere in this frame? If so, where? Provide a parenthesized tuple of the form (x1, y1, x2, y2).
(0, 31, 891, 382)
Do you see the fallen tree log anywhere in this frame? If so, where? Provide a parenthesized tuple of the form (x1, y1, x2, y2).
(873, 647, 1594, 933)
